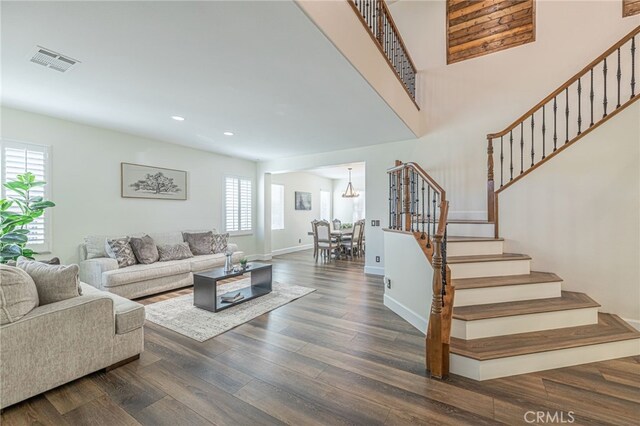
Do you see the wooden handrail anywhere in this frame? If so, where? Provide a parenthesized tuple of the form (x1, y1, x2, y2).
(348, 0, 419, 105)
(387, 160, 453, 379)
(488, 25, 639, 139)
(486, 26, 640, 226)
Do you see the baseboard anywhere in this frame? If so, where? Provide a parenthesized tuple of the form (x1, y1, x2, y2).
(383, 294, 427, 334)
(272, 244, 313, 257)
(623, 318, 640, 331)
(364, 265, 384, 276)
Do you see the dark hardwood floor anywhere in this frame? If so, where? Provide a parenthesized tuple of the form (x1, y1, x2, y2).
(2, 250, 639, 425)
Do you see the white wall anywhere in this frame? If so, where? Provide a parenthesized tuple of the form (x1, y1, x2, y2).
(332, 175, 366, 224)
(270, 172, 333, 254)
(1, 107, 258, 264)
(383, 230, 432, 333)
(500, 102, 640, 324)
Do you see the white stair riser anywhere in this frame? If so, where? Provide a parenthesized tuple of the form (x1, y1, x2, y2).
(451, 338, 640, 380)
(447, 241, 504, 257)
(449, 259, 530, 279)
(451, 307, 599, 339)
(447, 223, 495, 238)
(455, 282, 562, 307)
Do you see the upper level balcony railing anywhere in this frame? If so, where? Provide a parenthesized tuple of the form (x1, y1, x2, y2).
(349, 0, 418, 105)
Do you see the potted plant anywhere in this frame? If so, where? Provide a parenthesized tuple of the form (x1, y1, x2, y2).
(1, 172, 55, 263)
(239, 257, 248, 269)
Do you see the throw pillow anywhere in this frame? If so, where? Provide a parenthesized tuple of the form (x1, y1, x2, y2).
(182, 231, 214, 256)
(0, 264, 39, 325)
(16, 258, 80, 305)
(106, 237, 137, 268)
(157, 243, 194, 261)
(212, 233, 230, 254)
(84, 235, 109, 259)
(129, 235, 160, 264)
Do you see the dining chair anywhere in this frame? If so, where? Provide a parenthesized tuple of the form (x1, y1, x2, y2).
(332, 219, 342, 232)
(357, 219, 366, 257)
(315, 220, 336, 262)
(310, 220, 319, 259)
(345, 220, 362, 259)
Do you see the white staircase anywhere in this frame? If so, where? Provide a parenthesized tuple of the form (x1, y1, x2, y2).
(445, 230, 640, 381)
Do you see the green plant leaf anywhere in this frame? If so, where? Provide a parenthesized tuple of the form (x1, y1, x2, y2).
(3, 181, 29, 192)
(0, 200, 13, 211)
(0, 232, 29, 244)
(0, 244, 22, 258)
(29, 201, 56, 210)
(29, 196, 44, 203)
(30, 181, 46, 187)
(10, 229, 30, 234)
(21, 248, 35, 257)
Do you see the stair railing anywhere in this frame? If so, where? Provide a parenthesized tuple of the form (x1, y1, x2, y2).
(486, 25, 640, 225)
(349, 0, 418, 105)
(387, 160, 452, 379)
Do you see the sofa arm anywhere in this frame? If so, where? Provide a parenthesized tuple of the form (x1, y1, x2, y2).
(80, 257, 118, 290)
(228, 243, 239, 253)
(0, 295, 115, 409)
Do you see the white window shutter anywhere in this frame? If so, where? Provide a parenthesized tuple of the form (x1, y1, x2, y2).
(225, 176, 252, 233)
(1, 141, 51, 251)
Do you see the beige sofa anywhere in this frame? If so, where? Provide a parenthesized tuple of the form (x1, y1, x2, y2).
(0, 282, 144, 409)
(79, 231, 244, 299)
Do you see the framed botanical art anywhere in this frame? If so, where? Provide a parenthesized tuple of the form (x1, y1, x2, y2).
(121, 162, 187, 200)
(295, 191, 312, 211)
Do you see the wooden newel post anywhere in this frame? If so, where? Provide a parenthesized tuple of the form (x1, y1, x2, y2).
(487, 136, 495, 223)
(426, 234, 445, 378)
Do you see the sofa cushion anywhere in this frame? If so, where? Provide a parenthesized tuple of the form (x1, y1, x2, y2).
(106, 237, 137, 268)
(189, 253, 227, 272)
(80, 283, 144, 334)
(102, 259, 191, 288)
(0, 264, 39, 325)
(129, 235, 159, 264)
(157, 242, 193, 261)
(212, 233, 230, 254)
(17, 258, 80, 305)
(182, 231, 214, 255)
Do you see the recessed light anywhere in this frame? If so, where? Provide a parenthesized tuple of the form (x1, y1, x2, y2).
(171, 116, 185, 121)
(223, 131, 234, 136)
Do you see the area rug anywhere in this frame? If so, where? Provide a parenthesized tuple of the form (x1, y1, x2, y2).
(144, 279, 315, 342)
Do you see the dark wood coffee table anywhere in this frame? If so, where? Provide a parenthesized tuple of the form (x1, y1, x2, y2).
(193, 263, 272, 312)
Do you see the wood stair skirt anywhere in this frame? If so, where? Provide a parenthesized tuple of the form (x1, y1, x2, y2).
(446, 230, 640, 381)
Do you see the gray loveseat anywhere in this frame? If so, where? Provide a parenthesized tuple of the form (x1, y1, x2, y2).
(79, 231, 244, 299)
(0, 282, 144, 409)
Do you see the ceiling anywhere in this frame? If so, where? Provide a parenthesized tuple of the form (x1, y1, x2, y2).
(303, 162, 365, 180)
(1, 1, 415, 161)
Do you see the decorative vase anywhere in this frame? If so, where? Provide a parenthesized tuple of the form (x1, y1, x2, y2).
(224, 252, 233, 273)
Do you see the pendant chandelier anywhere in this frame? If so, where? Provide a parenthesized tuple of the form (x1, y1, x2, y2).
(342, 168, 359, 198)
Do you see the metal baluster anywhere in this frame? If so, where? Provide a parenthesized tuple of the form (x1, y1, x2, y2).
(565, 88, 569, 144)
(530, 113, 535, 167)
(577, 78, 582, 135)
(542, 105, 546, 159)
(426, 186, 431, 247)
(518, 122, 523, 174)
(553, 96, 558, 151)
(398, 170, 403, 229)
(421, 178, 425, 239)
(590, 69, 594, 127)
(632, 36, 636, 98)
(603, 57, 608, 118)
(617, 47, 621, 109)
(410, 170, 415, 232)
(388, 172, 391, 227)
(500, 135, 504, 187)
(432, 192, 437, 239)
(441, 227, 447, 302)
(509, 131, 514, 181)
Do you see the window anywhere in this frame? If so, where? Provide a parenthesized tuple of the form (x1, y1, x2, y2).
(271, 184, 284, 230)
(320, 190, 331, 221)
(224, 176, 252, 233)
(0, 140, 51, 251)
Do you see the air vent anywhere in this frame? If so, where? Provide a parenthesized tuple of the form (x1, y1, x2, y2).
(28, 46, 80, 73)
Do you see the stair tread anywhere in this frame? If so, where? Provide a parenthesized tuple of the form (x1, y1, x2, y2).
(450, 313, 640, 360)
(448, 253, 531, 264)
(453, 271, 561, 289)
(447, 219, 495, 224)
(448, 236, 504, 242)
(453, 291, 600, 320)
